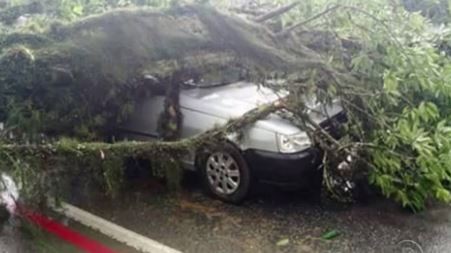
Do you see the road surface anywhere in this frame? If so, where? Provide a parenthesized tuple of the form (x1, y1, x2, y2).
(72, 175, 451, 253)
(1, 174, 450, 252)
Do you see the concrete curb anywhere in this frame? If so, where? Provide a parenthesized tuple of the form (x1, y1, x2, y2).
(53, 202, 182, 253)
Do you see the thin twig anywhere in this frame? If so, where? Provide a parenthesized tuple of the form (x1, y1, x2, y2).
(277, 5, 340, 37)
(253, 1, 299, 23)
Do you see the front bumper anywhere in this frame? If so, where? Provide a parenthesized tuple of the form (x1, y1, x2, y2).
(243, 111, 346, 187)
(243, 148, 322, 187)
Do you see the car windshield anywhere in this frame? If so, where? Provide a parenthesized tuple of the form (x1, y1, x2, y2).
(182, 65, 248, 89)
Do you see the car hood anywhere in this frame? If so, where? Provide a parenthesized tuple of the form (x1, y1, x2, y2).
(180, 82, 342, 135)
(181, 82, 279, 117)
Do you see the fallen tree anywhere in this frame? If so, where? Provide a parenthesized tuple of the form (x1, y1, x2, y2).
(1, 0, 451, 211)
(0, 100, 286, 206)
(0, 4, 329, 139)
(0, 2, 361, 209)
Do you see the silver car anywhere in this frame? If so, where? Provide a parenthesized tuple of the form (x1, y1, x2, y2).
(121, 82, 344, 203)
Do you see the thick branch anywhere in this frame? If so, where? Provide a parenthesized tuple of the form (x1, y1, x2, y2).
(0, 100, 285, 165)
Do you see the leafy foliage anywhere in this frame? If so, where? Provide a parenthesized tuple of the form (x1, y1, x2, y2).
(5, 0, 176, 19)
(267, 0, 451, 210)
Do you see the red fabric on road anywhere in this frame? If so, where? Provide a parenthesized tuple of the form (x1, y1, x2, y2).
(23, 210, 117, 253)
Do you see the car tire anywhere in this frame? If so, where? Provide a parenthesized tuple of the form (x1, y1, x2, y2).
(198, 143, 251, 204)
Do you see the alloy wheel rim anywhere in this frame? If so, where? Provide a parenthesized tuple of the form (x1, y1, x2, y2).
(206, 152, 240, 195)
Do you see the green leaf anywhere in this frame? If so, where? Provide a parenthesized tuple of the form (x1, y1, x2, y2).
(276, 238, 290, 246)
(436, 189, 451, 202)
(321, 229, 340, 240)
(383, 71, 401, 97)
(72, 5, 84, 16)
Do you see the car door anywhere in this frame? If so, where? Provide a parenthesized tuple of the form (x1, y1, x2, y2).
(119, 95, 166, 141)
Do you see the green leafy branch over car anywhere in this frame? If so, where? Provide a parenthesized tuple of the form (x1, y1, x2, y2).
(1, 0, 451, 211)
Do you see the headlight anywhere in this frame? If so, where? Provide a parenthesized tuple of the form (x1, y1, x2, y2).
(277, 132, 311, 153)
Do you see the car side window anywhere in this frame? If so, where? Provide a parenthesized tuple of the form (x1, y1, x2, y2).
(120, 95, 166, 140)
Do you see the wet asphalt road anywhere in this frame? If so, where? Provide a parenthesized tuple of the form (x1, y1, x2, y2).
(69, 174, 451, 253)
(2, 174, 451, 253)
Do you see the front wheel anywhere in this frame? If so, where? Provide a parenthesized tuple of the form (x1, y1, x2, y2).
(198, 143, 251, 204)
